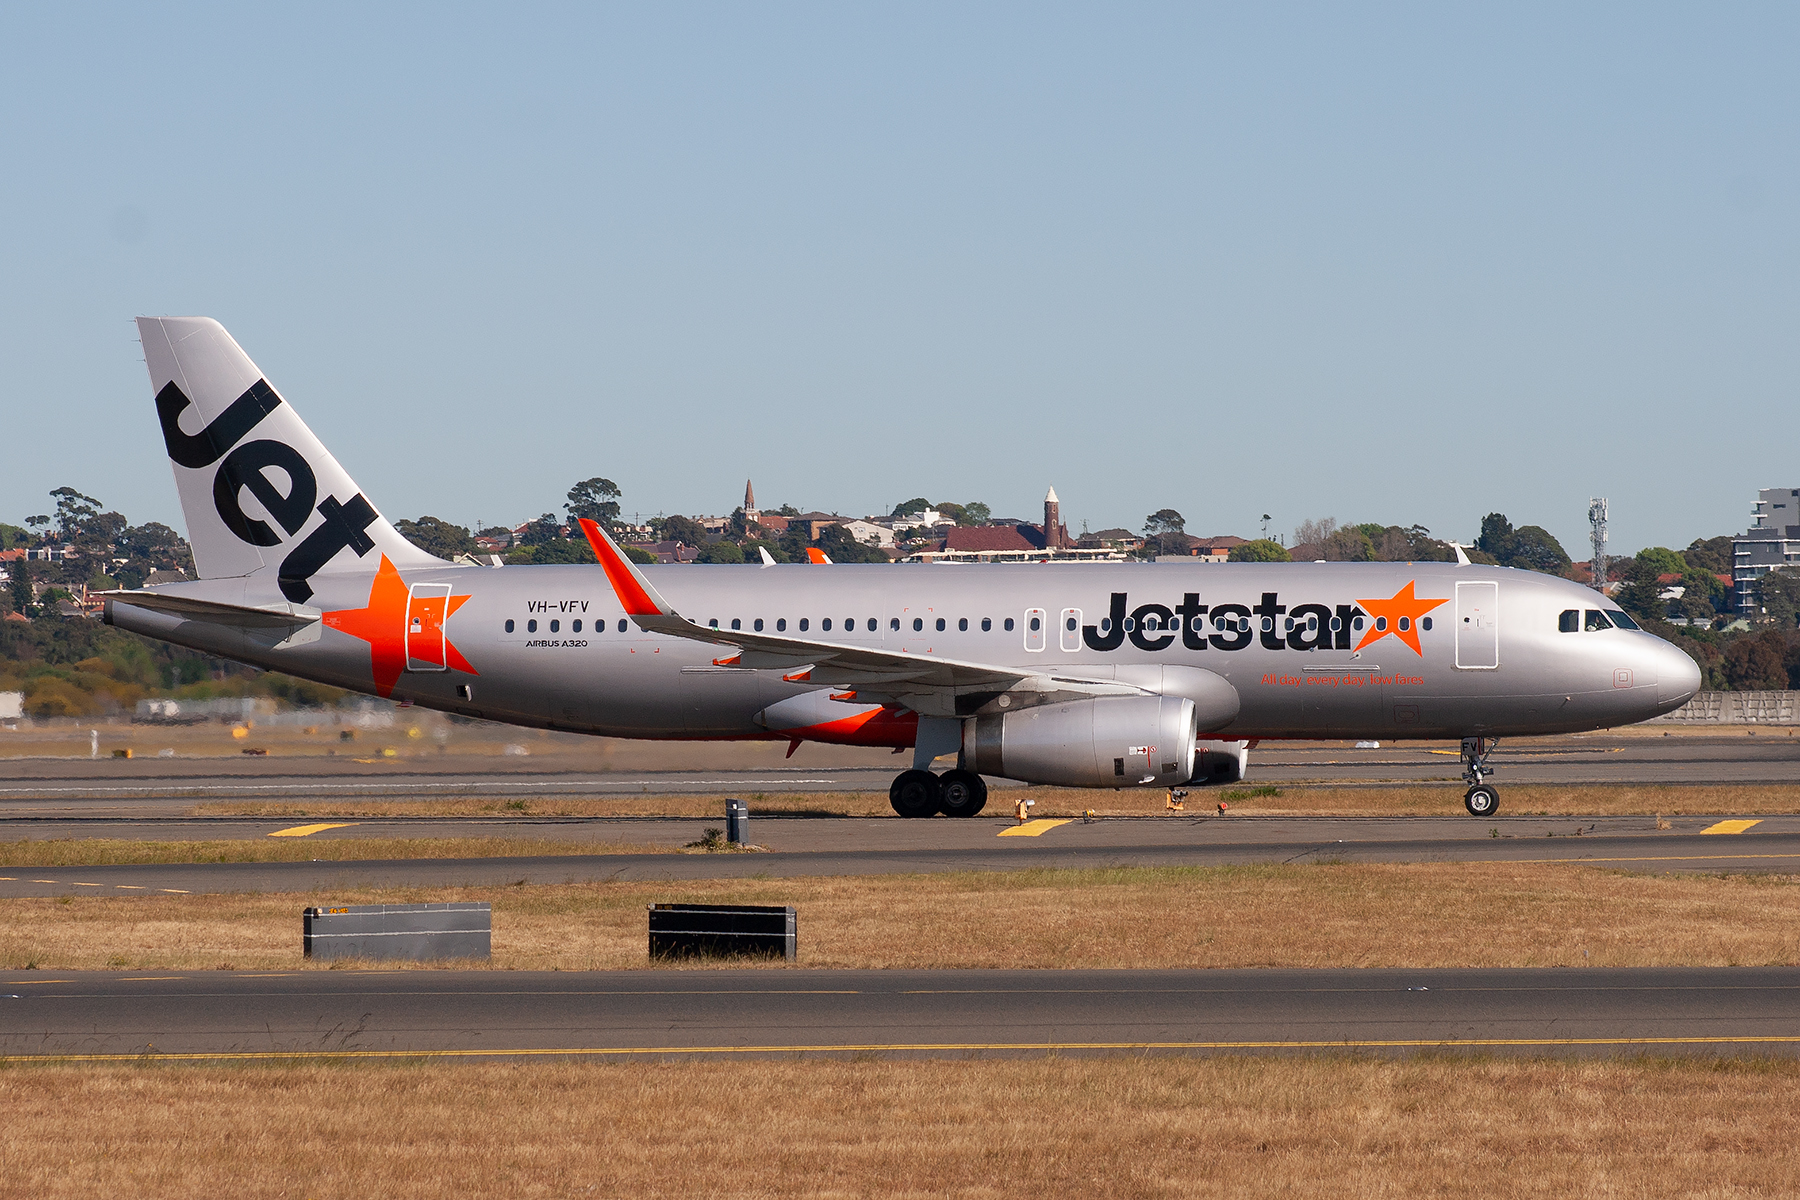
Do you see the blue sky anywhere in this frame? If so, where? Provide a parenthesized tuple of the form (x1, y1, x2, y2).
(2, 4, 1794, 555)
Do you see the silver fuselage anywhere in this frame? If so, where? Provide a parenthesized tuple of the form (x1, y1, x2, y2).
(108, 559, 1701, 743)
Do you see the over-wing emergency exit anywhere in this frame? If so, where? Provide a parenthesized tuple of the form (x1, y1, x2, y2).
(103, 318, 1702, 818)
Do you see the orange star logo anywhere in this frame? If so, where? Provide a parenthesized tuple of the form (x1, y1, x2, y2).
(321, 555, 477, 697)
(1352, 581, 1450, 656)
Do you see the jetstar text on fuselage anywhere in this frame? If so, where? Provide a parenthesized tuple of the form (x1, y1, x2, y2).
(1082, 583, 1450, 656)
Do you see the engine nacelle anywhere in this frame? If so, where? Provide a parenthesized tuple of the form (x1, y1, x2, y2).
(963, 695, 1197, 789)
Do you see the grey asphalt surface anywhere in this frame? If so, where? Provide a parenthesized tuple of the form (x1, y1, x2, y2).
(3, 967, 1795, 1060)
(4, 732, 1799, 818)
(3, 817, 1797, 896)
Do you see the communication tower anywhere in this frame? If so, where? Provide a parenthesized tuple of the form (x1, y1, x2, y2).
(1588, 498, 1609, 591)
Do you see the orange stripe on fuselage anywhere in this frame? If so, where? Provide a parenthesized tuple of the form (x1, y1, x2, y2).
(577, 517, 661, 616)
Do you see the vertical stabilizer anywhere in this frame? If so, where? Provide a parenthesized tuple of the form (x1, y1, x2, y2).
(137, 317, 441, 601)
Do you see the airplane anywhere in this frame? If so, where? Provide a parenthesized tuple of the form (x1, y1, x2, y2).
(102, 317, 1702, 820)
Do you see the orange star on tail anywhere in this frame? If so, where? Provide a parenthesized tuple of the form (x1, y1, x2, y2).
(321, 555, 476, 697)
(1352, 581, 1450, 656)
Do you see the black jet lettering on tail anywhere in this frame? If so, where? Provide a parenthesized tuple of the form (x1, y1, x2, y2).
(1082, 593, 1127, 651)
(212, 439, 318, 547)
(157, 379, 283, 469)
(279, 495, 378, 603)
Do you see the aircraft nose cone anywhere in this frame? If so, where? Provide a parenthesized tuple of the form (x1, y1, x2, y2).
(1655, 641, 1702, 708)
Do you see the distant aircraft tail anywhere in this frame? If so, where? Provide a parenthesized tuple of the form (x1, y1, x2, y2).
(137, 317, 440, 602)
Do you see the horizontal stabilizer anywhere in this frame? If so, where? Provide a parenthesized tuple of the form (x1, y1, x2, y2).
(97, 590, 321, 630)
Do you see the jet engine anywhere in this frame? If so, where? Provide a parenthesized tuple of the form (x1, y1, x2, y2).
(962, 695, 1197, 788)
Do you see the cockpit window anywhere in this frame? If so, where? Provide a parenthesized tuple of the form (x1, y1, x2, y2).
(1584, 609, 1613, 631)
(1558, 610, 1579, 633)
(1605, 609, 1640, 630)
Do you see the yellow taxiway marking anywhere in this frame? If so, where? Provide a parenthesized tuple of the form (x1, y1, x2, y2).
(115, 885, 145, 890)
(268, 822, 359, 838)
(160, 889, 190, 894)
(5, 980, 76, 985)
(70, 882, 101, 887)
(30, 879, 56, 884)
(1701, 819, 1763, 835)
(998, 819, 1072, 838)
(120, 977, 186, 982)
(14, 1034, 1800, 1063)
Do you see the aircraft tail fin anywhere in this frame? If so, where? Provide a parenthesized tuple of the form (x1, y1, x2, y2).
(137, 317, 441, 602)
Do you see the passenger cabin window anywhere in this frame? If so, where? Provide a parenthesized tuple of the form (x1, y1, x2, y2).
(550, 620, 559, 633)
(708, 619, 718, 628)
(865, 618, 876, 631)
(799, 618, 809, 631)
(1004, 618, 1015, 632)
(981, 617, 991, 631)
(528, 619, 538, 633)
(617, 619, 627, 633)
(913, 618, 924, 632)
(731, 618, 741, 630)
(573, 620, 582, 633)
(505, 619, 515, 633)
(936, 618, 946, 631)
(777, 619, 787, 632)
(1584, 609, 1613, 631)
(959, 618, 968, 631)
(821, 618, 831, 631)
(890, 618, 900, 631)
(754, 619, 764, 632)
(1559, 610, 1579, 632)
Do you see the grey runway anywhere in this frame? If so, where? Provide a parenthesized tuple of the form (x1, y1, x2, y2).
(3, 733, 1799, 818)
(3, 818, 1797, 896)
(3, 967, 1795, 1060)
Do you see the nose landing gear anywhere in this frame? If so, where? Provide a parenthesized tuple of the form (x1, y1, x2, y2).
(888, 769, 989, 817)
(1461, 736, 1500, 816)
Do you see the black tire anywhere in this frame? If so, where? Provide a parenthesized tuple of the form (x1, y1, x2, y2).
(936, 769, 988, 817)
(1464, 783, 1499, 817)
(889, 770, 941, 818)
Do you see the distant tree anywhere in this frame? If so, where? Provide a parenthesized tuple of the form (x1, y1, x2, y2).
(1321, 527, 1374, 562)
(1615, 580, 1667, 627)
(661, 515, 707, 547)
(0, 522, 26, 550)
(1630, 547, 1688, 582)
(1143, 509, 1186, 536)
(1505, 526, 1570, 573)
(726, 507, 752, 539)
(1229, 539, 1291, 563)
(509, 537, 595, 565)
(1725, 631, 1789, 690)
(7, 556, 29, 614)
(1680, 568, 1728, 611)
(115, 522, 192, 576)
(394, 516, 477, 559)
(697, 541, 745, 564)
(564, 478, 622, 529)
(517, 514, 564, 546)
(774, 504, 800, 517)
(1683, 536, 1735, 576)
(815, 524, 888, 563)
(960, 502, 991, 526)
(891, 497, 931, 518)
(935, 502, 967, 525)
(742, 539, 788, 563)
(1475, 513, 1514, 560)
(476, 525, 513, 539)
(1757, 569, 1800, 628)
(49, 486, 103, 543)
(621, 545, 657, 565)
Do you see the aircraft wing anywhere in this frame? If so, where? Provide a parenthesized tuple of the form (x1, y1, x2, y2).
(96, 590, 323, 631)
(576, 519, 1147, 716)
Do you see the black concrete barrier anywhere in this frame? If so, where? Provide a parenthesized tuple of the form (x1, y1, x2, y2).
(648, 902, 795, 961)
(304, 902, 492, 962)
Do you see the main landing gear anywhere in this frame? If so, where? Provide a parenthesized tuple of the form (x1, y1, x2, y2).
(889, 769, 989, 818)
(1461, 736, 1500, 817)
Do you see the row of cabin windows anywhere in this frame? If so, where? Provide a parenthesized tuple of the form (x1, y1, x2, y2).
(501, 612, 1457, 638)
(1558, 608, 1641, 633)
(503, 618, 630, 634)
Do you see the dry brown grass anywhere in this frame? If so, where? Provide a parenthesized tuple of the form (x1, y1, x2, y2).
(189, 781, 1800, 819)
(0, 836, 669, 867)
(5, 861, 1798, 972)
(0, 1056, 1796, 1197)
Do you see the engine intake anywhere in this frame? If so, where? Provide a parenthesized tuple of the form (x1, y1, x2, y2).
(964, 695, 1197, 789)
